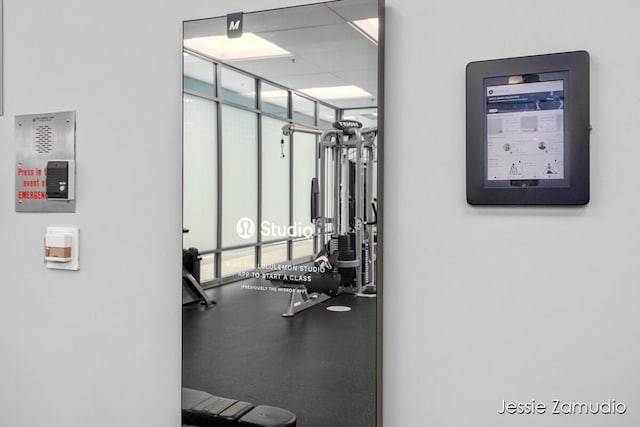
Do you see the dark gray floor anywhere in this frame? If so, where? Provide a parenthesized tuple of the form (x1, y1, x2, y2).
(182, 279, 377, 427)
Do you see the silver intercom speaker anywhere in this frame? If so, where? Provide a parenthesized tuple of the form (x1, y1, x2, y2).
(46, 160, 75, 200)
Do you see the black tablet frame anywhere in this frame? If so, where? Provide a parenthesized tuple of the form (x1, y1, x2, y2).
(466, 51, 590, 205)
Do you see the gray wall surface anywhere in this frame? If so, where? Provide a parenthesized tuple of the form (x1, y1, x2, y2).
(1, 0, 639, 426)
(384, 0, 640, 426)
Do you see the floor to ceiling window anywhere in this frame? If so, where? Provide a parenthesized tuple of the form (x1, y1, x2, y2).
(183, 51, 340, 284)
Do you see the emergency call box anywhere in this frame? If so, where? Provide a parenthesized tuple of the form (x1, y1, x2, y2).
(15, 111, 76, 212)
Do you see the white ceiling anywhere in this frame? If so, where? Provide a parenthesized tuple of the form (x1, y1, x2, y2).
(183, 0, 378, 109)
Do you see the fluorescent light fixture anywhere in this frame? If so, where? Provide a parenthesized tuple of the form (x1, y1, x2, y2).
(343, 112, 378, 121)
(184, 33, 291, 62)
(351, 18, 379, 44)
(299, 85, 373, 101)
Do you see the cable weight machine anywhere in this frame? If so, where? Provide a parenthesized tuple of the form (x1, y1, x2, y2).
(275, 119, 377, 316)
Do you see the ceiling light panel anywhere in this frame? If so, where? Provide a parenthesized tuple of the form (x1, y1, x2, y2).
(184, 33, 292, 62)
(351, 18, 379, 43)
(299, 85, 373, 101)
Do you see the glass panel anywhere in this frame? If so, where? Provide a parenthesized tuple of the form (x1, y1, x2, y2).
(293, 93, 316, 126)
(221, 105, 258, 247)
(261, 82, 288, 118)
(261, 116, 290, 242)
(318, 104, 336, 130)
(221, 66, 256, 108)
(221, 248, 256, 277)
(292, 132, 316, 240)
(183, 52, 215, 97)
(199, 253, 215, 283)
(183, 94, 217, 252)
(292, 239, 315, 259)
(260, 242, 288, 266)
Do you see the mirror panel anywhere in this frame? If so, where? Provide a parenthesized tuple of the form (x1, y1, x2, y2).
(182, 1, 383, 425)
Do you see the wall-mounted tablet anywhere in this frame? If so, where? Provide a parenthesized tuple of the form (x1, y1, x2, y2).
(466, 51, 590, 205)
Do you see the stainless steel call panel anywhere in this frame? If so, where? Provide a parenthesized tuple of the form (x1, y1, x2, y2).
(15, 111, 76, 212)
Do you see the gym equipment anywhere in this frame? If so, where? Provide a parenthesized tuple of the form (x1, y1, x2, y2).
(273, 250, 342, 317)
(182, 388, 296, 427)
(272, 120, 378, 316)
(183, 229, 216, 308)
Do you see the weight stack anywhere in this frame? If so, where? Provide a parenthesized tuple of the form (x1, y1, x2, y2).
(362, 243, 370, 285)
(337, 234, 356, 287)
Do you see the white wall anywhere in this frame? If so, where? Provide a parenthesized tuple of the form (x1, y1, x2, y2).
(3, 0, 638, 426)
(384, 0, 640, 426)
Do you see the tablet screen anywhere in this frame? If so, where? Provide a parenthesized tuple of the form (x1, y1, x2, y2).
(485, 73, 567, 187)
(486, 79, 565, 182)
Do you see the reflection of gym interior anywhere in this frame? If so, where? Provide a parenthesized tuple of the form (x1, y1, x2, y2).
(181, 1, 379, 426)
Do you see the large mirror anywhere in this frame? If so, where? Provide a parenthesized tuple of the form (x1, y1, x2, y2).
(181, 1, 383, 425)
